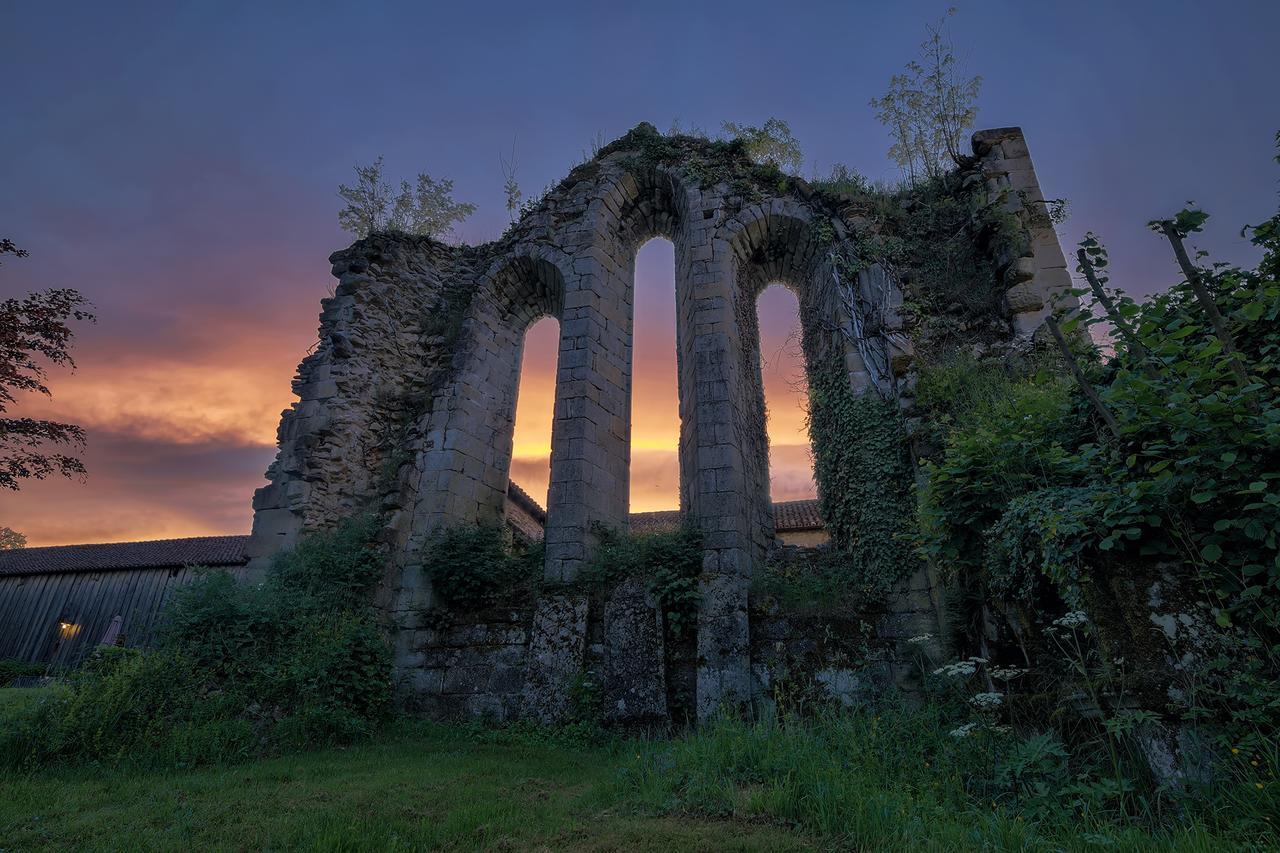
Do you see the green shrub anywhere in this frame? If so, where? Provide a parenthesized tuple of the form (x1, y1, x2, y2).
(3, 517, 392, 770)
(0, 658, 45, 685)
(422, 523, 533, 609)
(584, 524, 703, 636)
(918, 181, 1280, 755)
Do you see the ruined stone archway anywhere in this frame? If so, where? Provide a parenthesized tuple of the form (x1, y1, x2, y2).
(247, 124, 1074, 722)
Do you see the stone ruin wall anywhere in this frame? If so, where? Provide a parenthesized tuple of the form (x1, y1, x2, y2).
(248, 125, 1073, 725)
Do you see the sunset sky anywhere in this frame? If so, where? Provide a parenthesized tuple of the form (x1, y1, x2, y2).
(2, 1, 1276, 545)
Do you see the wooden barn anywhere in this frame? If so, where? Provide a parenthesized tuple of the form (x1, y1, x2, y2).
(0, 536, 249, 671)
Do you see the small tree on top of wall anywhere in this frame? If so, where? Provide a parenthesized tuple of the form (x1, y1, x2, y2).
(338, 156, 476, 239)
(721, 118, 805, 174)
(871, 10, 982, 183)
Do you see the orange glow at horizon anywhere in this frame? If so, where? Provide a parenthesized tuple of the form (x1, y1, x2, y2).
(4, 244, 816, 547)
(509, 240, 815, 513)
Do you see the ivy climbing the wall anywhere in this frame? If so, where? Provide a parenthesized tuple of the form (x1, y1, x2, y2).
(805, 355, 918, 601)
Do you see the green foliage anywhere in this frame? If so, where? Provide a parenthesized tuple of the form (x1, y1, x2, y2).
(619, 705, 1273, 848)
(920, 185, 1280, 743)
(0, 658, 44, 685)
(421, 523, 534, 610)
(603, 122, 797, 202)
(919, 370, 1088, 589)
(0, 526, 24, 550)
(2, 517, 392, 770)
(808, 163, 870, 197)
(754, 548, 882, 614)
(585, 524, 703, 637)
(825, 172, 1017, 325)
(807, 358, 917, 598)
(337, 155, 476, 239)
(720, 117, 804, 173)
(870, 11, 982, 181)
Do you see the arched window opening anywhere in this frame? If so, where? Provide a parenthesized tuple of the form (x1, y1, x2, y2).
(508, 316, 559, 509)
(756, 284, 817, 508)
(630, 238, 680, 512)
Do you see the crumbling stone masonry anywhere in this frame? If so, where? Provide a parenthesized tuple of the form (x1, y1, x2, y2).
(248, 124, 1073, 724)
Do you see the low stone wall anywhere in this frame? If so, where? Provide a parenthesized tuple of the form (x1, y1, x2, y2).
(751, 566, 943, 713)
(395, 605, 533, 722)
(397, 560, 942, 725)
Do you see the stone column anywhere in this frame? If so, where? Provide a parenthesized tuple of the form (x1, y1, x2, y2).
(525, 229, 634, 721)
(676, 191, 759, 721)
(543, 247, 633, 583)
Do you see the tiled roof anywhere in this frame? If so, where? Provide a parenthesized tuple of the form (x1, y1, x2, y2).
(628, 499, 823, 535)
(0, 535, 250, 577)
(771, 499, 825, 531)
(505, 481, 547, 524)
(628, 509, 684, 535)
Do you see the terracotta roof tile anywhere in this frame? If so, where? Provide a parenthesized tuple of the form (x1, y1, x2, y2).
(627, 499, 822, 535)
(771, 499, 825, 531)
(0, 535, 249, 577)
(628, 509, 683, 535)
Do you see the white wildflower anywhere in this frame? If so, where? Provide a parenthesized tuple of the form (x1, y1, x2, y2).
(932, 656, 988, 678)
(991, 667, 1027, 681)
(969, 692, 1004, 711)
(907, 634, 934, 646)
(949, 722, 978, 739)
(932, 660, 976, 678)
(1052, 611, 1089, 630)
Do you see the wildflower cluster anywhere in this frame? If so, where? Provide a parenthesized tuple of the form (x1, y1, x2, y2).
(1051, 611, 1089, 630)
(969, 692, 1004, 711)
(933, 657, 986, 678)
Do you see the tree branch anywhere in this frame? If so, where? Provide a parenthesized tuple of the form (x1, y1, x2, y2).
(1158, 222, 1254, 402)
(1076, 248, 1150, 363)
(1046, 316, 1122, 439)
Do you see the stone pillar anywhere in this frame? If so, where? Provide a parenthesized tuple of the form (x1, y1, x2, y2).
(971, 127, 1077, 336)
(526, 229, 634, 721)
(542, 252, 632, 583)
(676, 191, 759, 721)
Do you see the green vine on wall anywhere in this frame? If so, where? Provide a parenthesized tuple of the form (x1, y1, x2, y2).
(806, 355, 918, 599)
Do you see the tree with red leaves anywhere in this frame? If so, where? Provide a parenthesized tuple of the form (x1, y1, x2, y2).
(1, 238, 95, 491)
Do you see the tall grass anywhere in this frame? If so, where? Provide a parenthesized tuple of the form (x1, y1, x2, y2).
(616, 706, 1276, 851)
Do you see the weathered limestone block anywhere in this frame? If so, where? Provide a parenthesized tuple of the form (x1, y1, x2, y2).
(522, 593, 589, 722)
(973, 127, 1080, 338)
(601, 577, 667, 725)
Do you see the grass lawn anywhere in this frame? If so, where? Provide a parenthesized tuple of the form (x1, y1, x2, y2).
(0, 717, 809, 852)
(1, 689, 1272, 852)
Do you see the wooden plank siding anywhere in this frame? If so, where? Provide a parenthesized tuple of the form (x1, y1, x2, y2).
(0, 565, 249, 670)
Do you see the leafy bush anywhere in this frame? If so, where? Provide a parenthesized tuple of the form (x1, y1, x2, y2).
(421, 523, 535, 609)
(585, 524, 703, 636)
(918, 148, 1280, 757)
(2, 517, 392, 770)
(0, 658, 45, 686)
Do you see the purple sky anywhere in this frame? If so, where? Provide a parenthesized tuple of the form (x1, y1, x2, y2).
(2, 1, 1277, 543)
